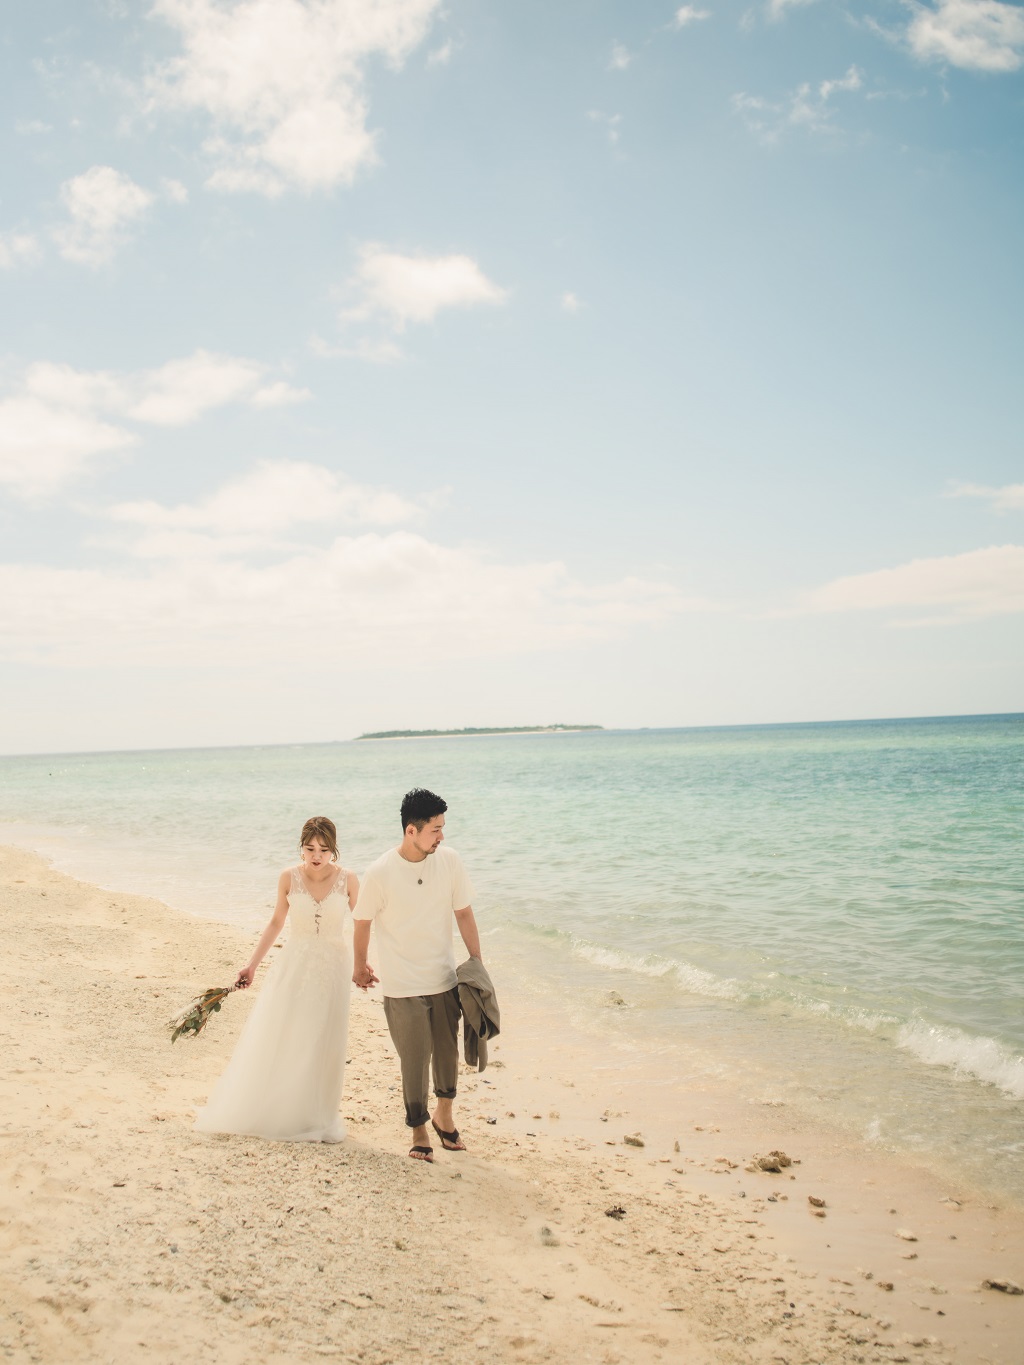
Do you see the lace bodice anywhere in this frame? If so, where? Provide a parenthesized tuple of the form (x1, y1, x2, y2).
(286, 866, 352, 945)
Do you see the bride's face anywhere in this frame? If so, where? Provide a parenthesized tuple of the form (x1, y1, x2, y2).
(301, 837, 334, 870)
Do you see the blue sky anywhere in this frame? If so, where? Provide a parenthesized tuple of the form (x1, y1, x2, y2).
(1, 0, 1022, 754)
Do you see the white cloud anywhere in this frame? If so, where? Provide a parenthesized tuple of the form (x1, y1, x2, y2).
(427, 38, 455, 65)
(946, 480, 1024, 511)
(0, 397, 136, 499)
(310, 333, 406, 364)
(23, 361, 130, 414)
(342, 245, 508, 330)
(52, 165, 155, 266)
(767, 0, 819, 17)
(587, 109, 623, 146)
(608, 43, 634, 70)
(560, 292, 582, 313)
(906, 0, 1024, 72)
(346, 338, 406, 363)
(125, 352, 264, 425)
(251, 380, 313, 408)
(0, 232, 41, 270)
(673, 5, 711, 27)
(0, 518, 700, 671)
(149, 0, 441, 195)
(104, 459, 421, 559)
(803, 545, 1024, 621)
(819, 65, 864, 99)
(0, 351, 296, 497)
(161, 177, 190, 203)
(733, 65, 865, 140)
(15, 119, 52, 135)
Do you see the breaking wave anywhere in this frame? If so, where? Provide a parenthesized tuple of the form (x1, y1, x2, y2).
(565, 930, 1024, 1098)
(896, 1020, 1024, 1099)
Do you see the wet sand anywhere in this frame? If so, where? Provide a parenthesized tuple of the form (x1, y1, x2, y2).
(1, 845, 1021, 1364)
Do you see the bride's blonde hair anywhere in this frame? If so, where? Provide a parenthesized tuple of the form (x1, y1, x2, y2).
(299, 816, 339, 861)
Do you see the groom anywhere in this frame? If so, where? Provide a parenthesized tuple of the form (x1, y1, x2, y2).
(352, 788, 482, 1162)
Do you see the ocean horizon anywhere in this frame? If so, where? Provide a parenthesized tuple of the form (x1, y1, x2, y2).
(2, 711, 1021, 1204)
(3, 707, 1021, 760)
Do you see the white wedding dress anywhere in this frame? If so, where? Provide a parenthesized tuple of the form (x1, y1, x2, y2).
(195, 866, 353, 1142)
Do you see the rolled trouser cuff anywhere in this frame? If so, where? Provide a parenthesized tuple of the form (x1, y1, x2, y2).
(383, 988, 460, 1128)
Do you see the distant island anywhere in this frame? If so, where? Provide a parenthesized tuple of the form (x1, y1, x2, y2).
(355, 724, 604, 741)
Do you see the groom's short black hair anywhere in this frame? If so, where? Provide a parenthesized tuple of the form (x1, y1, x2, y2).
(401, 788, 447, 831)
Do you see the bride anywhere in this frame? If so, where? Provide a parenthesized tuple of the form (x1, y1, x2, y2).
(195, 816, 374, 1142)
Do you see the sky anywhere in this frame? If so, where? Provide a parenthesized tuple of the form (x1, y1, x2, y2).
(1, 0, 1022, 755)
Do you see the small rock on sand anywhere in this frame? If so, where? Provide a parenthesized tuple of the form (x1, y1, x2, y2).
(808, 1196, 826, 1208)
(895, 1229, 918, 1242)
(623, 1133, 645, 1148)
(982, 1278, 1023, 1294)
(753, 1151, 793, 1173)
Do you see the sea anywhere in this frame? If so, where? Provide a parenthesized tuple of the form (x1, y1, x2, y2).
(2, 714, 1022, 1203)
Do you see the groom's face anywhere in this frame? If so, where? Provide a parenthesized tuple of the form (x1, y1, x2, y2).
(408, 814, 445, 856)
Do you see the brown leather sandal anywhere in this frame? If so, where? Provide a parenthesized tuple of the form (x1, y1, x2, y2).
(431, 1121, 466, 1151)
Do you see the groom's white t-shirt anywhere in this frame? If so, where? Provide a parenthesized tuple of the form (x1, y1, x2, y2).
(353, 845, 474, 998)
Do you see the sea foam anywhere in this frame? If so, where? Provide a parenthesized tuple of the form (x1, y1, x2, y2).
(569, 936, 744, 1000)
(896, 1020, 1024, 1099)
(570, 931, 1024, 1099)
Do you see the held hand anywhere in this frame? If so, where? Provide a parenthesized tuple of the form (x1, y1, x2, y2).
(352, 962, 379, 992)
(236, 965, 255, 989)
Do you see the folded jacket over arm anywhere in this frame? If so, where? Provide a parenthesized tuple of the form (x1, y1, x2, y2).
(456, 958, 500, 1071)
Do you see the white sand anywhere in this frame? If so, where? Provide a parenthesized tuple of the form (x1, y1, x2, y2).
(1, 846, 1021, 1364)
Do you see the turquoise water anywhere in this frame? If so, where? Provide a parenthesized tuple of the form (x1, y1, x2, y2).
(2, 714, 1022, 1199)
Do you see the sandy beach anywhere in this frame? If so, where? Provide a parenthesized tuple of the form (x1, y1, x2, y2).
(1, 844, 1021, 1365)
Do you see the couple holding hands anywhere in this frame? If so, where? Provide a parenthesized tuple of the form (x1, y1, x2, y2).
(196, 788, 496, 1164)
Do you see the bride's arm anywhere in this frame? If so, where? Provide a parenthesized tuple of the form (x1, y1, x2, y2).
(345, 871, 360, 910)
(236, 870, 290, 988)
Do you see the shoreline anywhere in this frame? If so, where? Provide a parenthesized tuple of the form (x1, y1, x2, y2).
(2, 846, 1022, 1364)
(4, 819, 1021, 1184)
(3, 819, 1023, 1204)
